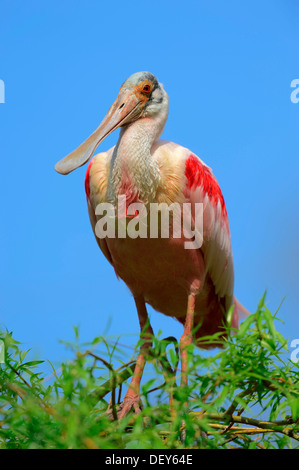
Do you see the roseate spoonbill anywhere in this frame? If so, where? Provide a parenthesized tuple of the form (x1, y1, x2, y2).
(55, 72, 247, 418)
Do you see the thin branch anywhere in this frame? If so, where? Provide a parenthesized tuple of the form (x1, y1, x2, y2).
(199, 412, 299, 441)
(225, 385, 257, 417)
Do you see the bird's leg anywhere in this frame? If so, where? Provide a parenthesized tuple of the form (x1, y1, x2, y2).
(179, 292, 196, 441)
(117, 296, 153, 419)
(180, 292, 196, 390)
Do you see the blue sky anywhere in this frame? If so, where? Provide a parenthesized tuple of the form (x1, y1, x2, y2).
(0, 0, 298, 371)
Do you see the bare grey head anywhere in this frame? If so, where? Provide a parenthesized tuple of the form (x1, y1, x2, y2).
(121, 71, 168, 118)
(55, 71, 168, 175)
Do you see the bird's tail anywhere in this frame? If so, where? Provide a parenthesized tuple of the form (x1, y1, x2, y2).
(232, 296, 251, 329)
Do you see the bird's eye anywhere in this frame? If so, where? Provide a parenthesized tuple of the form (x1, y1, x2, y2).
(143, 84, 151, 93)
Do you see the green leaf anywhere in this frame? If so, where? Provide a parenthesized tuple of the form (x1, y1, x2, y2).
(290, 398, 299, 420)
(169, 347, 179, 369)
(21, 360, 45, 368)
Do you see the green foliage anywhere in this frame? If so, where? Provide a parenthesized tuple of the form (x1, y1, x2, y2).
(0, 297, 298, 449)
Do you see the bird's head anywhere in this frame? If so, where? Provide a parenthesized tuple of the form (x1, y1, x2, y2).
(55, 71, 168, 175)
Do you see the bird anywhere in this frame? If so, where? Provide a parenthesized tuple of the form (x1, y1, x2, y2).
(55, 71, 248, 418)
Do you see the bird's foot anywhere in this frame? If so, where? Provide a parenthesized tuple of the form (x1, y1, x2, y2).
(106, 394, 143, 421)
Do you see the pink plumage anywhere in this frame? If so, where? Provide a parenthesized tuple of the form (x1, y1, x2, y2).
(55, 71, 248, 417)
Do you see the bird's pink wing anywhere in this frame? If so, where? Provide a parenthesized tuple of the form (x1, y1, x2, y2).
(184, 154, 234, 312)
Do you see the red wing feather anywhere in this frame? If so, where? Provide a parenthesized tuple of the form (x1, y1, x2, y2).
(184, 154, 234, 309)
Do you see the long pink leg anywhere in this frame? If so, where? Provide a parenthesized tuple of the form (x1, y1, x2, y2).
(180, 292, 196, 389)
(179, 292, 196, 440)
(118, 296, 153, 419)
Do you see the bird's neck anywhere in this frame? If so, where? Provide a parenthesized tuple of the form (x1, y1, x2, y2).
(107, 114, 166, 205)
